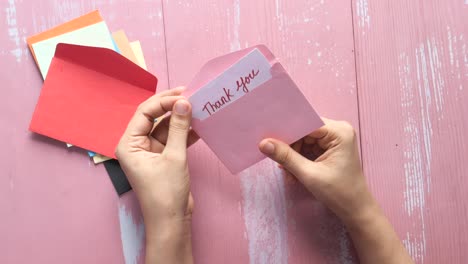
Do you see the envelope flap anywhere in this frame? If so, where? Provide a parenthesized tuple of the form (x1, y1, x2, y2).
(185, 44, 276, 96)
(55, 43, 157, 92)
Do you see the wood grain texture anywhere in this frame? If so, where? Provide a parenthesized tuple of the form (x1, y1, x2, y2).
(162, 0, 359, 263)
(353, 0, 468, 263)
(0, 0, 167, 263)
(10, 0, 468, 263)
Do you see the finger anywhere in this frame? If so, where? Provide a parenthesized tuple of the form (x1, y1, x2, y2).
(307, 116, 332, 140)
(149, 137, 166, 153)
(259, 138, 316, 179)
(320, 117, 332, 124)
(308, 125, 329, 140)
(156, 86, 185, 97)
(308, 118, 341, 150)
(151, 116, 200, 146)
(125, 95, 184, 138)
(164, 99, 192, 155)
(312, 119, 356, 150)
(303, 135, 317, 145)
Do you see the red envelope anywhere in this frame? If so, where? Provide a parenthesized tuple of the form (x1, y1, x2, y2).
(29, 44, 157, 158)
(185, 45, 323, 174)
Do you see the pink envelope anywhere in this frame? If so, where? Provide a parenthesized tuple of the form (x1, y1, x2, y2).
(185, 45, 323, 174)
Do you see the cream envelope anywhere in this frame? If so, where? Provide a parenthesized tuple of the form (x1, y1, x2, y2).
(185, 45, 323, 174)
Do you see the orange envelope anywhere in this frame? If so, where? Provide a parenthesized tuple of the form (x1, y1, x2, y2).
(29, 44, 158, 158)
(27, 10, 103, 63)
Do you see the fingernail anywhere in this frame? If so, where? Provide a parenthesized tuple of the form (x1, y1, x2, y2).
(261, 141, 275, 155)
(175, 100, 189, 115)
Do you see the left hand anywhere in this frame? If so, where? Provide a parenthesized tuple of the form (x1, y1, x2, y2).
(115, 87, 199, 232)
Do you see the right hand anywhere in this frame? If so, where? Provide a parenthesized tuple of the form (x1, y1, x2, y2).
(259, 118, 377, 226)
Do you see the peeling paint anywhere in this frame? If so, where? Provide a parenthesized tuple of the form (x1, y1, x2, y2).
(447, 26, 455, 67)
(51, 0, 83, 28)
(416, 44, 434, 174)
(398, 37, 448, 262)
(240, 162, 288, 264)
(426, 38, 445, 115)
(229, 0, 241, 52)
(448, 27, 467, 90)
(275, 0, 285, 30)
(6, 0, 23, 62)
(119, 204, 145, 264)
(356, 0, 370, 30)
(398, 51, 428, 263)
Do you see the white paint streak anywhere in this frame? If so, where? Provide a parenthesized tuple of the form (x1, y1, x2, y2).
(447, 27, 467, 90)
(447, 27, 455, 67)
(416, 44, 434, 176)
(356, 0, 370, 30)
(463, 41, 468, 90)
(399, 51, 428, 263)
(399, 37, 448, 262)
(51, 0, 83, 27)
(119, 204, 145, 264)
(6, 0, 22, 62)
(275, 0, 281, 18)
(229, 0, 241, 52)
(275, 0, 284, 30)
(240, 162, 288, 264)
(426, 38, 445, 116)
(463, 42, 468, 69)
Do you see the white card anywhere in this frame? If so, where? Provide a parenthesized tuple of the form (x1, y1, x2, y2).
(189, 49, 272, 120)
(32, 21, 115, 79)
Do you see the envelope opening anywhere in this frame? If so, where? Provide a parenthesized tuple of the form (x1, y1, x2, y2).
(185, 45, 277, 97)
(191, 63, 322, 174)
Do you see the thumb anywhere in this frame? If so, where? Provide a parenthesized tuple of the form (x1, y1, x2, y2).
(259, 138, 315, 180)
(164, 99, 192, 155)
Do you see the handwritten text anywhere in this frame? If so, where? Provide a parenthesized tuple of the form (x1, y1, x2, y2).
(201, 69, 260, 116)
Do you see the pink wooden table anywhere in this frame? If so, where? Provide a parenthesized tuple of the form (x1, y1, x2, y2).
(1, 0, 466, 263)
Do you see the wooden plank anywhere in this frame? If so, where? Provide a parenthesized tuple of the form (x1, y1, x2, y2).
(0, 0, 167, 263)
(163, 0, 359, 262)
(353, 0, 468, 263)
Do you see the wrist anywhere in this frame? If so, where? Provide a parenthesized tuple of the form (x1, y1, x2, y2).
(144, 213, 192, 243)
(341, 196, 382, 232)
(144, 216, 193, 264)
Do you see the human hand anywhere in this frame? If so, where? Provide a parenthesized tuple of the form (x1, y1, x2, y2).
(259, 118, 376, 226)
(115, 87, 198, 263)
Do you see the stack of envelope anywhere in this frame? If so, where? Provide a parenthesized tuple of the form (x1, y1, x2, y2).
(28, 11, 155, 195)
(28, 11, 152, 164)
(28, 11, 324, 196)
